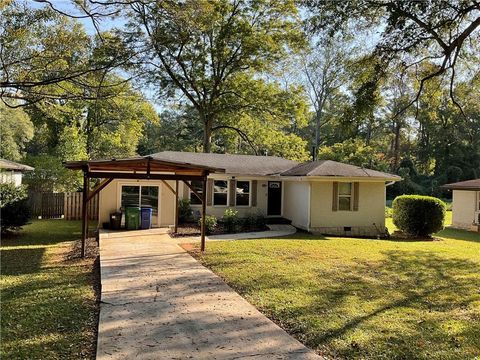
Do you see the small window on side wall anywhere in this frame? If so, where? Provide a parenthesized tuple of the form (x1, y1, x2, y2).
(236, 180, 250, 206)
(213, 180, 228, 206)
(338, 182, 353, 211)
(189, 180, 203, 205)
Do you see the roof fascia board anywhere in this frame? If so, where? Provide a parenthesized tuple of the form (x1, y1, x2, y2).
(280, 176, 401, 182)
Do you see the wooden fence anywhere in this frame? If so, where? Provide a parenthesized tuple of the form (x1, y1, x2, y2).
(28, 192, 99, 220)
(64, 192, 99, 220)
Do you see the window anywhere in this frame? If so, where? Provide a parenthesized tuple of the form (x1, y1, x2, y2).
(236, 181, 250, 206)
(338, 182, 353, 211)
(477, 191, 480, 211)
(213, 180, 228, 206)
(189, 180, 203, 205)
(121, 185, 159, 219)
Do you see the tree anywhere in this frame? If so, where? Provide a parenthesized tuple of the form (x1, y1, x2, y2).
(0, 1, 130, 106)
(304, 0, 480, 114)
(0, 102, 34, 160)
(25, 74, 159, 161)
(121, 0, 304, 152)
(383, 71, 414, 170)
(301, 35, 351, 150)
(317, 139, 390, 170)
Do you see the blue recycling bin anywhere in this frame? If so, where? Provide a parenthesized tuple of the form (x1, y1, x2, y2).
(140, 206, 153, 229)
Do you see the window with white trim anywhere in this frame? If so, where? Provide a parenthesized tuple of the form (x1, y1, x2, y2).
(236, 180, 250, 206)
(213, 180, 228, 206)
(189, 180, 203, 205)
(338, 182, 353, 211)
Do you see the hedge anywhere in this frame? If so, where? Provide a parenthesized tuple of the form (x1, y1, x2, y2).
(392, 195, 446, 237)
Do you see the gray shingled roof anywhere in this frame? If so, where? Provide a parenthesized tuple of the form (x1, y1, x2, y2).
(281, 160, 401, 180)
(442, 179, 480, 190)
(150, 151, 298, 176)
(0, 159, 34, 171)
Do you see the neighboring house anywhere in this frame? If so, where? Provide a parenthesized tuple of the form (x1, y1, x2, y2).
(0, 159, 34, 186)
(98, 151, 401, 237)
(443, 179, 480, 231)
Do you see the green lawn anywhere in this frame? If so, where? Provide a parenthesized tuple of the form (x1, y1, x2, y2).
(192, 216, 480, 359)
(1, 220, 98, 360)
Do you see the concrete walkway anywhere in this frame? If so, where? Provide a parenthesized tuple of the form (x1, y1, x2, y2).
(174, 224, 297, 244)
(97, 233, 321, 359)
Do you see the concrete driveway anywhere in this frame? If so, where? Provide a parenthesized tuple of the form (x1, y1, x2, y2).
(97, 231, 321, 359)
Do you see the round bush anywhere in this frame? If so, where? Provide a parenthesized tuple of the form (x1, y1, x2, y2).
(392, 195, 446, 237)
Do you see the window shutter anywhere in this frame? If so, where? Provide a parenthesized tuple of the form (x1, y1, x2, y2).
(183, 182, 189, 199)
(353, 182, 359, 211)
(229, 180, 236, 206)
(206, 179, 213, 206)
(251, 180, 257, 207)
(332, 182, 338, 211)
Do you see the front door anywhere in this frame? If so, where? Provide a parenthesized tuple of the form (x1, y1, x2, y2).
(267, 181, 282, 216)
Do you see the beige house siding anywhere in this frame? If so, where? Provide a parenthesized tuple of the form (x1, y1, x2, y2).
(309, 181, 386, 236)
(185, 176, 269, 218)
(283, 181, 310, 230)
(452, 190, 479, 231)
(97, 176, 389, 234)
(98, 179, 176, 227)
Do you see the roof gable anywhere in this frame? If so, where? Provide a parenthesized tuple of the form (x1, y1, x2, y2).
(442, 179, 480, 190)
(0, 159, 34, 171)
(280, 160, 401, 180)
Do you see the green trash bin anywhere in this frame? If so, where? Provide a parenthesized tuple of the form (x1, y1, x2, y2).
(125, 207, 140, 230)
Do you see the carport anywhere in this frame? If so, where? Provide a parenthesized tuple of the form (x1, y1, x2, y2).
(64, 156, 225, 257)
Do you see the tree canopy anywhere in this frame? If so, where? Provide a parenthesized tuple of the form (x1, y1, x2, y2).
(0, 0, 479, 196)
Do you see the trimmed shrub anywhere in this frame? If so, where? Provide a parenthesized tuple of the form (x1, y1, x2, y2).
(385, 206, 393, 218)
(0, 183, 27, 207)
(223, 208, 238, 233)
(242, 212, 267, 231)
(1, 183, 30, 234)
(178, 199, 193, 223)
(392, 195, 446, 237)
(199, 215, 217, 235)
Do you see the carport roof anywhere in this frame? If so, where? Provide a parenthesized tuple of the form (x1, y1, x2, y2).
(64, 155, 225, 175)
(442, 179, 480, 191)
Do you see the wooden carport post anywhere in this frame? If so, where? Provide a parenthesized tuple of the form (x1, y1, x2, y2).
(201, 176, 207, 252)
(81, 169, 89, 258)
(174, 180, 179, 233)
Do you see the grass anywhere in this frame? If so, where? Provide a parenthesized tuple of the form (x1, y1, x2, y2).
(1, 220, 98, 360)
(191, 213, 480, 359)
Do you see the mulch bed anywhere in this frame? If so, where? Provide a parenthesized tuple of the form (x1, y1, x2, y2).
(170, 223, 268, 238)
(388, 231, 441, 241)
(64, 237, 101, 360)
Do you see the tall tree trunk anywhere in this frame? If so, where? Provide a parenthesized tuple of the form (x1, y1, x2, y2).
(393, 122, 401, 170)
(203, 117, 213, 153)
(315, 110, 321, 149)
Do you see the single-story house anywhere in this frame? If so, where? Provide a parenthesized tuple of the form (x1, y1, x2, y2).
(0, 159, 34, 186)
(95, 151, 401, 237)
(442, 179, 480, 232)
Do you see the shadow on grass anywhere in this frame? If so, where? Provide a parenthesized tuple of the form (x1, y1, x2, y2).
(211, 248, 480, 359)
(1, 247, 45, 275)
(1, 220, 83, 247)
(1, 220, 98, 360)
(436, 227, 480, 243)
